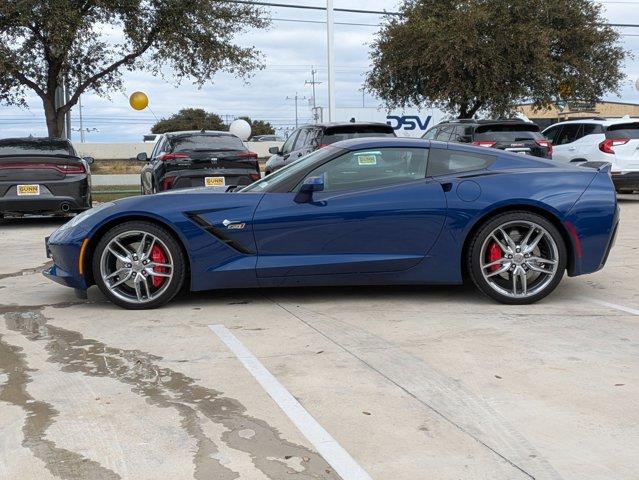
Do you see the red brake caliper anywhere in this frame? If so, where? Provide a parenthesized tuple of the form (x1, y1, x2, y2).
(150, 244, 167, 288)
(488, 242, 502, 272)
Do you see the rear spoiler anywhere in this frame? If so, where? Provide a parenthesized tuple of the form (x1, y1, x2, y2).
(579, 161, 612, 173)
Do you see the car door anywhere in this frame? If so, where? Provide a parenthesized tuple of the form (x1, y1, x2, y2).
(552, 123, 581, 163)
(284, 128, 312, 165)
(141, 135, 163, 193)
(252, 146, 447, 279)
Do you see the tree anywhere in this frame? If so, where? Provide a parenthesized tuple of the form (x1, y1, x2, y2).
(366, 0, 626, 118)
(239, 116, 275, 136)
(0, 1, 268, 137)
(151, 108, 227, 133)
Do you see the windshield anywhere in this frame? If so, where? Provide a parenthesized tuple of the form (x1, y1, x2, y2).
(170, 134, 245, 151)
(474, 124, 542, 142)
(240, 146, 340, 193)
(323, 125, 395, 144)
(0, 138, 72, 156)
(605, 122, 639, 139)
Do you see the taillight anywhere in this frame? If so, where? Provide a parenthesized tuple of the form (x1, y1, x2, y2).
(0, 162, 85, 174)
(249, 173, 261, 182)
(472, 141, 497, 148)
(599, 138, 629, 154)
(318, 144, 329, 149)
(236, 151, 258, 159)
(61, 163, 86, 174)
(162, 175, 177, 190)
(536, 140, 553, 156)
(159, 153, 190, 161)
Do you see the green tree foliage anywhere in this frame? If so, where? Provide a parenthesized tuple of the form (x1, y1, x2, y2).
(0, 1, 268, 137)
(151, 108, 227, 134)
(366, 0, 626, 118)
(239, 116, 275, 136)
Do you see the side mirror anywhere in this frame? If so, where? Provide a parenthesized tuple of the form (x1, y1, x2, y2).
(295, 175, 324, 203)
(269, 146, 281, 155)
(136, 152, 149, 162)
(82, 156, 94, 165)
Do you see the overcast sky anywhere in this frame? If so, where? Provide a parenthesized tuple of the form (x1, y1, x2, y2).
(1, 0, 639, 142)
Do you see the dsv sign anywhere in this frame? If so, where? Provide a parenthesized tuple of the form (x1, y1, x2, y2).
(386, 115, 432, 132)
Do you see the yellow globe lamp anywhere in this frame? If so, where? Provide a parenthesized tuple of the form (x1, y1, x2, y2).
(129, 91, 149, 111)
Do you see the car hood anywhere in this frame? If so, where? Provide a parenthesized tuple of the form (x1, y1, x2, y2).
(54, 189, 266, 240)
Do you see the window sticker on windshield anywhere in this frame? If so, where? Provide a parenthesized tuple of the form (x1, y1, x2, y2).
(355, 151, 381, 166)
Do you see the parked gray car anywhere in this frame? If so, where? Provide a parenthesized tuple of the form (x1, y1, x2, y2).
(265, 122, 396, 175)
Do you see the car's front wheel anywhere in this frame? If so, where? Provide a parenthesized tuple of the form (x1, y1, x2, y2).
(92, 221, 186, 309)
(468, 212, 567, 304)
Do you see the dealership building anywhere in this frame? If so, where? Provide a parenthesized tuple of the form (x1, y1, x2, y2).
(517, 101, 639, 130)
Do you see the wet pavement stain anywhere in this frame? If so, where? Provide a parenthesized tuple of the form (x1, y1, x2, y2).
(1, 306, 339, 480)
(0, 335, 121, 479)
(0, 261, 53, 281)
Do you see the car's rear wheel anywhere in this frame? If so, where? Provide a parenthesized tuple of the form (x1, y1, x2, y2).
(92, 221, 186, 309)
(468, 212, 567, 304)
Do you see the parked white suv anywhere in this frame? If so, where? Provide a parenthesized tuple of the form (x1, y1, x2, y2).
(542, 117, 639, 193)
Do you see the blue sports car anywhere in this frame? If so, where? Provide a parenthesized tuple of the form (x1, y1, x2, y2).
(44, 138, 619, 309)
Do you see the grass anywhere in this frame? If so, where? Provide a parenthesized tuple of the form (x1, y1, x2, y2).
(91, 159, 142, 174)
(92, 184, 140, 203)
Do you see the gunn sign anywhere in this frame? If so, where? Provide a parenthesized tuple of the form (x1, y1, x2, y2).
(386, 115, 432, 132)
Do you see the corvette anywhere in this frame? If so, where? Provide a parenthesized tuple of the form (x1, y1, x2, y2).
(44, 138, 619, 309)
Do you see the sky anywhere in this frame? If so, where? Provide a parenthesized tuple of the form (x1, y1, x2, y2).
(1, 0, 639, 142)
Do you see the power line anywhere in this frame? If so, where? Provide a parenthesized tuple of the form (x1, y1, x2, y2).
(219, 0, 403, 16)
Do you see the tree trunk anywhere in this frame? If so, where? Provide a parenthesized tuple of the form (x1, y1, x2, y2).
(42, 96, 65, 138)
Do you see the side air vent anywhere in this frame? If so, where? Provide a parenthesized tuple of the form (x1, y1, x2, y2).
(185, 213, 253, 254)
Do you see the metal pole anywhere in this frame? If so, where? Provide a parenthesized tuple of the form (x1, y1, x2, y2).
(326, 0, 336, 121)
(295, 93, 298, 128)
(79, 95, 85, 143)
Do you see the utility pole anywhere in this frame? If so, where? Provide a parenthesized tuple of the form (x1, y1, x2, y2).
(326, 0, 336, 121)
(286, 92, 307, 128)
(305, 67, 322, 123)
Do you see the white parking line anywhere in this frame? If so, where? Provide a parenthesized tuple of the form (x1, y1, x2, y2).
(584, 298, 639, 316)
(208, 324, 373, 480)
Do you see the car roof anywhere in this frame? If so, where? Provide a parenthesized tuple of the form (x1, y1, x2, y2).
(298, 121, 393, 129)
(0, 137, 70, 145)
(544, 117, 639, 128)
(163, 130, 236, 137)
(438, 119, 533, 126)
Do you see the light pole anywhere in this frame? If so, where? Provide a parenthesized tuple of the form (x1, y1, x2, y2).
(326, 0, 336, 121)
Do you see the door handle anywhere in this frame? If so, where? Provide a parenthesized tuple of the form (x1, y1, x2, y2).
(569, 147, 576, 151)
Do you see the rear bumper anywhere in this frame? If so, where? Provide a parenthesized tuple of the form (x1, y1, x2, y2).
(162, 168, 260, 191)
(611, 171, 639, 191)
(0, 176, 90, 214)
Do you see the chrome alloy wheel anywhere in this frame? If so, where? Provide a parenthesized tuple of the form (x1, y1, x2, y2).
(99, 230, 174, 304)
(479, 221, 559, 299)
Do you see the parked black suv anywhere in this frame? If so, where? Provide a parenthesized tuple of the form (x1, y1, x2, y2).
(265, 122, 396, 174)
(422, 119, 553, 158)
(139, 131, 260, 194)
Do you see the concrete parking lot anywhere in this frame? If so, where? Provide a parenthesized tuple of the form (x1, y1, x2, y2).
(1, 197, 638, 480)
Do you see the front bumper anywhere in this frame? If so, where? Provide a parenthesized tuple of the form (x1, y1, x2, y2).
(43, 231, 88, 291)
(611, 171, 639, 192)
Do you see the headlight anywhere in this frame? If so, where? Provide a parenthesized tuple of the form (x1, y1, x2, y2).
(57, 202, 115, 231)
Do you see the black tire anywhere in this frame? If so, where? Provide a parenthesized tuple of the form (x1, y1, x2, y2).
(467, 211, 567, 304)
(92, 220, 186, 309)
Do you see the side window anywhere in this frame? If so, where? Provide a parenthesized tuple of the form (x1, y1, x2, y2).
(450, 125, 467, 142)
(435, 126, 453, 141)
(555, 124, 581, 145)
(427, 148, 495, 177)
(153, 137, 167, 159)
(308, 128, 322, 148)
(281, 130, 299, 154)
(543, 126, 560, 143)
(580, 124, 600, 137)
(293, 129, 310, 150)
(422, 127, 438, 140)
(301, 147, 429, 192)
